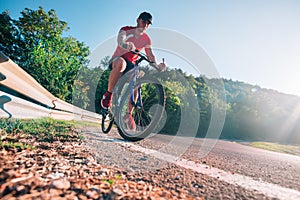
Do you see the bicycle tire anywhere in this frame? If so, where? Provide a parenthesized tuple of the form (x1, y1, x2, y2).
(101, 111, 114, 133)
(113, 75, 166, 141)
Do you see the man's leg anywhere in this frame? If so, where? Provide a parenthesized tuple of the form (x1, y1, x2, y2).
(108, 57, 127, 92)
(124, 91, 137, 130)
(101, 57, 126, 109)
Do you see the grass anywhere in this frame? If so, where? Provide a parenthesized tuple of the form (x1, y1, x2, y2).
(0, 141, 35, 150)
(74, 120, 100, 127)
(0, 117, 83, 150)
(250, 142, 300, 156)
(102, 179, 114, 185)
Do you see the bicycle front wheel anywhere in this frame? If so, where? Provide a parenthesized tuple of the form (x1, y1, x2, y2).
(114, 76, 165, 141)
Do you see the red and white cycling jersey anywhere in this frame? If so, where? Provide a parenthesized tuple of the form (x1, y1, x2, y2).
(111, 26, 151, 64)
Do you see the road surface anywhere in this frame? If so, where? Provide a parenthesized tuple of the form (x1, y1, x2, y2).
(82, 127, 300, 199)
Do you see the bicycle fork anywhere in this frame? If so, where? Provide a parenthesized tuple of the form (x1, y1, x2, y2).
(129, 68, 143, 109)
(130, 85, 143, 108)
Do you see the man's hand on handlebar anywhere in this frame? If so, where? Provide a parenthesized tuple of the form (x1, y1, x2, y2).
(131, 50, 166, 72)
(123, 42, 136, 51)
(151, 59, 166, 72)
(158, 63, 166, 71)
(120, 41, 136, 51)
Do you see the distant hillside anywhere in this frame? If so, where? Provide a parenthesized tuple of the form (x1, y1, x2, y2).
(208, 77, 300, 144)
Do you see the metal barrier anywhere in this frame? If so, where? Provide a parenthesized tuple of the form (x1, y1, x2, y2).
(0, 59, 56, 108)
(0, 52, 101, 123)
(0, 91, 50, 119)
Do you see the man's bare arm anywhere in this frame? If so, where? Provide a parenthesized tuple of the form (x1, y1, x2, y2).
(145, 47, 166, 71)
(117, 30, 135, 50)
(145, 47, 157, 63)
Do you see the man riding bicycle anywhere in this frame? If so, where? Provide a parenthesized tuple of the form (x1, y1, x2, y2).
(101, 12, 166, 130)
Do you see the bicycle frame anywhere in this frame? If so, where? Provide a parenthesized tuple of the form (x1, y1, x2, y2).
(101, 50, 161, 135)
(129, 58, 144, 108)
(124, 50, 161, 110)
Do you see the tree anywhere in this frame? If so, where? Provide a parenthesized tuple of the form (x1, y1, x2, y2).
(0, 11, 20, 62)
(0, 7, 90, 103)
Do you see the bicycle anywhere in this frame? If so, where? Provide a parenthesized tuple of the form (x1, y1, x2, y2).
(101, 51, 166, 141)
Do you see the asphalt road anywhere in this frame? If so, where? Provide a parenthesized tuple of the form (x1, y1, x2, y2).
(82, 127, 300, 199)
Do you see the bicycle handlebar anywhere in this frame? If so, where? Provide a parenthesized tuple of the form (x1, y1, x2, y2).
(130, 50, 161, 71)
(130, 50, 150, 62)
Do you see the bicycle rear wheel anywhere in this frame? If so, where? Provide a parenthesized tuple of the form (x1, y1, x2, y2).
(114, 76, 165, 141)
(101, 110, 114, 133)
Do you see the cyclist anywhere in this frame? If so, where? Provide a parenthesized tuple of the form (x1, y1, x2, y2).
(101, 12, 166, 130)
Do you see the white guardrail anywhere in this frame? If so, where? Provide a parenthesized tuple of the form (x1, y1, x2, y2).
(0, 51, 101, 123)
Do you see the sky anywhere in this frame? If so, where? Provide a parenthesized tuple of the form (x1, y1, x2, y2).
(2, 0, 300, 97)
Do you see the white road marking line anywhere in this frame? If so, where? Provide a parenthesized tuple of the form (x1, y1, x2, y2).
(113, 139, 300, 200)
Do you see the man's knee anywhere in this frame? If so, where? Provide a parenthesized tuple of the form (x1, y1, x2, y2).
(112, 57, 126, 72)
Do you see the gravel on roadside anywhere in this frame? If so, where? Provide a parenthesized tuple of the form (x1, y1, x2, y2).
(0, 131, 195, 199)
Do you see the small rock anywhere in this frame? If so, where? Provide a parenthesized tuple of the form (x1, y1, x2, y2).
(75, 159, 83, 163)
(86, 189, 100, 199)
(113, 188, 123, 196)
(52, 179, 71, 189)
(16, 185, 26, 192)
(193, 183, 203, 188)
(47, 172, 64, 179)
